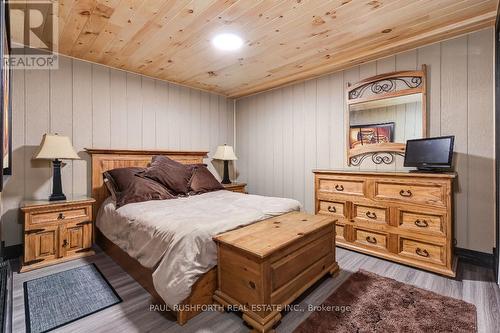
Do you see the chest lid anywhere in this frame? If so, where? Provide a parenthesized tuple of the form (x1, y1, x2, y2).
(213, 211, 334, 259)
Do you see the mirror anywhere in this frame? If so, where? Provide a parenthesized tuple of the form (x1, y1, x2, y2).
(346, 66, 427, 166)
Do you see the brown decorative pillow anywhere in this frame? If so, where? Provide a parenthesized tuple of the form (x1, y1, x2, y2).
(141, 155, 192, 195)
(103, 167, 175, 208)
(189, 165, 224, 194)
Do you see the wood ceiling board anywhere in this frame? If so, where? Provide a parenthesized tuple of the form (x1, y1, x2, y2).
(51, 0, 498, 97)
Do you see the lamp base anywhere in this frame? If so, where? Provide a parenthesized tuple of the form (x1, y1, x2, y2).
(49, 193, 67, 201)
(49, 159, 66, 201)
(221, 160, 231, 184)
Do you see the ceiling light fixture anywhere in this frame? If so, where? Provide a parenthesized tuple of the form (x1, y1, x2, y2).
(212, 33, 243, 51)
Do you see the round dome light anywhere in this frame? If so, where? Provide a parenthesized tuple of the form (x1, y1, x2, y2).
(212, 33, 243, 51)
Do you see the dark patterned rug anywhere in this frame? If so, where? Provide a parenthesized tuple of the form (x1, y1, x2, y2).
(24, 264, 122, 333)
(294, 270, 476, 333)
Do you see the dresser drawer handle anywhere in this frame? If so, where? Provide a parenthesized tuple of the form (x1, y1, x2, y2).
(415, 247, 429, 257)
(327, 206, 337, 213)
(58, 213, 65, 220)
(365, 236, 377, 244)
(399, 189, 412, 197)
(414, 219, 429, 228)
(248, 281, 256, 289)
(365, 211, 377, 219)
(335, 184, 344, 191)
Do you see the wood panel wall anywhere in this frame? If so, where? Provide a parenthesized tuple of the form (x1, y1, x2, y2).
(236, 28, 495, 254)
(1, 55, 234, 246)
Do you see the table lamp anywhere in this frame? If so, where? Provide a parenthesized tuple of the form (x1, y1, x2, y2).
(34, 134, 80, 201)
(213, 144, 237, 184)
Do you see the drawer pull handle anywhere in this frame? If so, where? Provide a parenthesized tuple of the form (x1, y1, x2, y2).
(58, 213, 65, 220)
(62, 239, 68, 248)
(399, 189, 413, 197)
(365, 236, 377, 244)
(335, 184, 344, 191)
(365, 211, 377, 219)
(416, 248, 429, 257)
(414, 219, 429, 228)
(328, 206, 337, 213)
(248, 281, 256, 289)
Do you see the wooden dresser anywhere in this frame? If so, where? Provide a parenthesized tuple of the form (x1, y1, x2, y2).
(314, 170, 456, 277)
(20, 197, 95, 272)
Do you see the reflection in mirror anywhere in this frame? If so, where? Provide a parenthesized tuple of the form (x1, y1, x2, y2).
(349, 93, 423, 149)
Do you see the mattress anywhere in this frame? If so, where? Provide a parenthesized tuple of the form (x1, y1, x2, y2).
(96, 190, 301, 307)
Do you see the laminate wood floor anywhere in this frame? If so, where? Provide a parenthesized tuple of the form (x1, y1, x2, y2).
(12, 248, 500, 333)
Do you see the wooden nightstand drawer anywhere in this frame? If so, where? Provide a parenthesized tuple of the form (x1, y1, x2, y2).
(20, 197, 96, 272)
(222, 182, 247, 193)
(30, 206, 91, 225)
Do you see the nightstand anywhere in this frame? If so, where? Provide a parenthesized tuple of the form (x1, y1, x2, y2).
(20, 197, 96, 272)
(222, 182, 247, 193)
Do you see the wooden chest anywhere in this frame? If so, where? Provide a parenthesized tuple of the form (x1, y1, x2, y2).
(314, 170, 456, 277)
(213, 212, 338, 333)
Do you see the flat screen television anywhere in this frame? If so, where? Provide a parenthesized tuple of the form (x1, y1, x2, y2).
(404, 136, 455, 171)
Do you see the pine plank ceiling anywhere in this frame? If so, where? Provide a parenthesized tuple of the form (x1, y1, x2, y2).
(55, 0, 497, 98)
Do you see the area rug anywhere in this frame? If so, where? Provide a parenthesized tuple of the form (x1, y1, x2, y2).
(24, 263, 122, 333)
(294, 270, 476, 333)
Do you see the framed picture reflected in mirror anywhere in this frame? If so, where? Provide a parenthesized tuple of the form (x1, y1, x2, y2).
(349, 122, 395, 149)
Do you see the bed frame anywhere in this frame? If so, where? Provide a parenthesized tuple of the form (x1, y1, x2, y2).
(85, 148, 217, 326)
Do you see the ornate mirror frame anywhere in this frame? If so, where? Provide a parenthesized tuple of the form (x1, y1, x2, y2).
(346, 64, 427, 166)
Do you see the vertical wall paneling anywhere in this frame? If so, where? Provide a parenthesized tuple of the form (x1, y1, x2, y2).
(329, 72, 344, 170)
(441, 35, 469, 249)
(72, 61, 93, 197)
(141, 77, 157, 149)
(50, 57, 74, 197)
(3, 55, 234, 246)
(92, 64, 111, 149)
(235, 28, 495, 253)
(126, 73, 143, 149)
(466, 29, 494, 250)
(110, 70, 127, 148)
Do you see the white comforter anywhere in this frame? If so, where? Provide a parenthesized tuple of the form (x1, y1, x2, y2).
(96, 190, 301, 307)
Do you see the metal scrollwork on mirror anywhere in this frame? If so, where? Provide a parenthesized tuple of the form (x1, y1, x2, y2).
(346, 65, 427, 166)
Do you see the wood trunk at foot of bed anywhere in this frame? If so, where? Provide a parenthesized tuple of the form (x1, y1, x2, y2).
(86, 148, 216, 325)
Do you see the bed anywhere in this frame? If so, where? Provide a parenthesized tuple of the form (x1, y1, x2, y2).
(86, 148, 301, 325)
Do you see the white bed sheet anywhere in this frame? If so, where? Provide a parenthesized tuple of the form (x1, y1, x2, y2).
(96, 190, 301, 307)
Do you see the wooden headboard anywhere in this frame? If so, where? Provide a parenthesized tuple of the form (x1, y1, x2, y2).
(85, 148, 208, 219)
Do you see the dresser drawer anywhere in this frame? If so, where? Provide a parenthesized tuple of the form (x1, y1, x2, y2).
(399, 238, 445, 265)
(354, 229, 388, 251)
(30, 206, 91, 225)
(374, 181, 446, 207)
(399, 211, 445, 236)
(318, 178, 364, 196)
(352, 204, 387, 225)
(318, 200, 346, 217)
